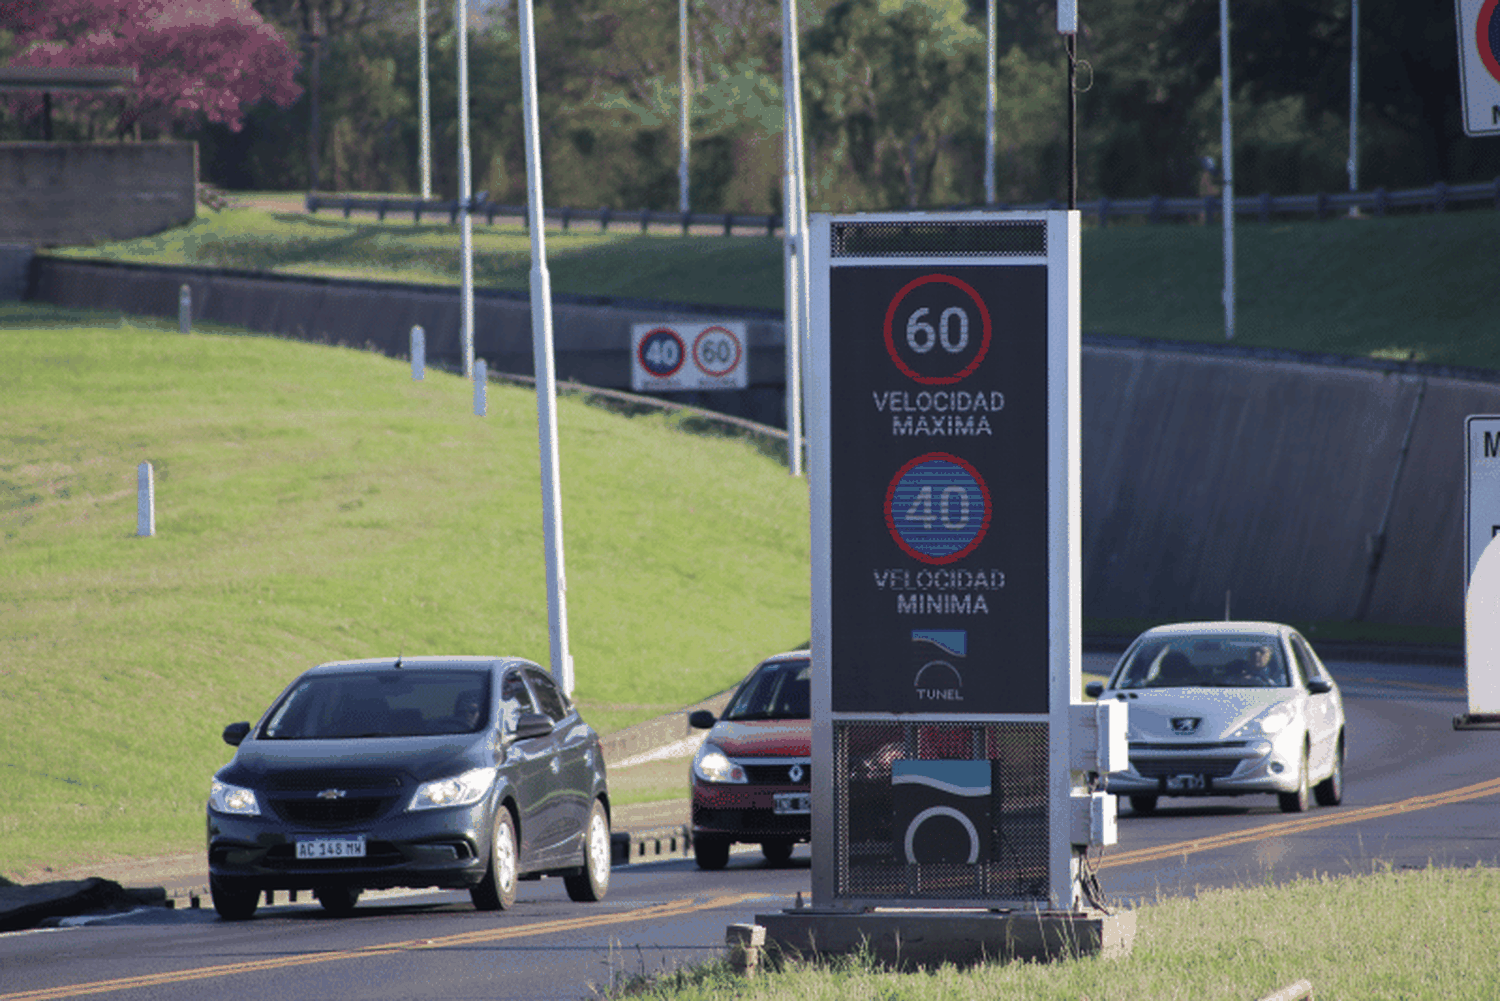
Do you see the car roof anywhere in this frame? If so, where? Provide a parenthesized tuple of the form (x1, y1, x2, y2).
(302, 656, 536, 676)
(758, 650, 811, 666)
(1135, 621, 1292, 639)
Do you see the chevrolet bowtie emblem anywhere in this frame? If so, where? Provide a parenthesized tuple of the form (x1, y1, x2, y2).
(317, 788, 347, 800)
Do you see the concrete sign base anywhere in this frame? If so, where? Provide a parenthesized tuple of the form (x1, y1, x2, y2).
(752, 906, 1135, 968)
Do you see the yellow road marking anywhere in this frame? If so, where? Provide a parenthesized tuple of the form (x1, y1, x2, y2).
(1098, 776, 1500, 869)
(0, 892, 770, 1001)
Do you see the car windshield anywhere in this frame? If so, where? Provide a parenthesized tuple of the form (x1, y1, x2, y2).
(1111, 635, 1290, 689)
(724, 659, 810, 721)
(260, 670, 491, 739)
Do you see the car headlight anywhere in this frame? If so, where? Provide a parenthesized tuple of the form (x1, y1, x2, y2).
(1232, 707, 1294, 738)
(408, 767, 498, 811)
(209, 780, 261, 816)
(692, 743, 746, 784)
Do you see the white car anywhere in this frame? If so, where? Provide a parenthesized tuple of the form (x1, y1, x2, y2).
(1085, 622, 1345, 815)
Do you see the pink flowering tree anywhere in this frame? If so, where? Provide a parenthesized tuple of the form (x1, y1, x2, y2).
(5, 0, 301, 137)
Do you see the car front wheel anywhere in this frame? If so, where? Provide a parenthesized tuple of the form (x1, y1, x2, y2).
(472, 806, 519, 911)
(315, 885, 359, 915)
(1278, 745, 1311, 813)
(1314, 735, 1344, 807)
(564, 799, 611, 902)
(210, 876, 259, 921)
(1128, 794, 1158, 815)
(693, 834, 730, 871)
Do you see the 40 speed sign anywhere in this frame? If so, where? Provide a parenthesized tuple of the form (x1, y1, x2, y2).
(631, 321, 748, 392)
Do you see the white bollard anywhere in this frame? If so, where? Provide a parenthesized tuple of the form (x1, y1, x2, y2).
(411, 325, 425, 380)
(178, 285, 191, 335)
(473, 358, 487, 416)
(137, 461, 155, 537)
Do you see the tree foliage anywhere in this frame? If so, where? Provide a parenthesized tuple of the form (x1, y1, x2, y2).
(2, 0, 301, 138)
(5, 0, 1497, 211)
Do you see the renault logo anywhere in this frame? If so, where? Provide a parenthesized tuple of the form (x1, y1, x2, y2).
(317, 788, 347, 800)
(1170, 717, 1201, 735)
(788, 764, 805, 783)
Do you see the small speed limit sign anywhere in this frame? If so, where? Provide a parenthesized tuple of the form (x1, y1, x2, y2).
(632, 321, 748, 391)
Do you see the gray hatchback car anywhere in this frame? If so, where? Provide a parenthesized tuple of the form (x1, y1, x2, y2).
(207, 656, 611, 920)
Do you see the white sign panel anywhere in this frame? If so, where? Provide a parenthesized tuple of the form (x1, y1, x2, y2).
(1456, 0, 1500, 135)
(1466, 416, 1500, 585)
(630, 321, 748, 392)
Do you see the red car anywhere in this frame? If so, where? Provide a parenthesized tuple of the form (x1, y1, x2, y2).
(688, 651, 810, 870)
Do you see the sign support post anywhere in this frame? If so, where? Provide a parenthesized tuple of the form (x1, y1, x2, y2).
(755, 210, 1131, 965)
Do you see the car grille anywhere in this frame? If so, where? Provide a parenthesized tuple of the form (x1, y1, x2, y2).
(1131, 758, 1242, 779)
(739, 761, 810, 785)
(261, 770, 407, 828)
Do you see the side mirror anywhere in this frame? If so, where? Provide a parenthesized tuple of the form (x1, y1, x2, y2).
(1306, 677, 1333, 695)
(513, 712, 554, 741)
(1084, 681, 1105, 699)
(688, 709, 717, 730)
(222, 721, 251, 747)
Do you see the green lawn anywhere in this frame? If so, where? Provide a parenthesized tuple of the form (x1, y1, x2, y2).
(50, 202, 1500, 371)
(0, 304, 809, 878)
(613, 864, 1500, 1000)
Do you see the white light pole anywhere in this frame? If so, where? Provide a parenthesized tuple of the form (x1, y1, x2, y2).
(419, 0, 432, 200)
(457, 0, 475, 377)
(1220, 0, 1236, 341)
(518, 0, 574, 695)
(781, 0, 808, 477)
(985, 0, 997, 205)
(1347, 0, 1360, 202)
(678, 0, 691, 217)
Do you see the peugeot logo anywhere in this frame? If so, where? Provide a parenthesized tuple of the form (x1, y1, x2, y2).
(1170, 717, 1201, 735)
(317, 788, 347, 800)
(788, 764, 805, 783)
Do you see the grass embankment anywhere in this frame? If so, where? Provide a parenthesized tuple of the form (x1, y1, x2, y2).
(51, 199, 1500, 371)
(615, 865, 1500, 1000)
(0, 304, 809, 878)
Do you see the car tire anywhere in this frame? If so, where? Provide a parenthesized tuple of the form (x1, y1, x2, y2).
(210, 876, 259, 921)
(1128, 794, 1158, 815)
(315, 885, 360, 915)
(471, 806, 519, 911)
(1278, 745, 1311, 813)
(761, 839, 794, 866)
(1314, 735, 1344, 807)
(564, 799, 611, 902)
(693, 834, 730, 871)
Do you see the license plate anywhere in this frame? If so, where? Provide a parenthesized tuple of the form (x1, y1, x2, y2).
(1166, 774, 1206, 791)
(295, 837, 366, 860)
(773, 793, 811, 815)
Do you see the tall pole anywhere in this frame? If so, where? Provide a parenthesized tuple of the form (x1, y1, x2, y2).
(518, 0, 574, 695)
(1347, 0, 1360, 201)
(780, 0, 805, 477)
(457, 0, 475, 377)
(307, 31, 321, 192)
(985, 0, 997, 205)
(1220, 0, 1236, 341)
(678, 0, 691, 216)
(419, 0, 432, 200)
(1059, 0, 1076, 209)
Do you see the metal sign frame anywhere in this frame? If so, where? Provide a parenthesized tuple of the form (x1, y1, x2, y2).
(808, 211, 1081, 910)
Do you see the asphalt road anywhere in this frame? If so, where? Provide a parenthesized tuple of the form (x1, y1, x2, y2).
(2, 656, 1495, 1001)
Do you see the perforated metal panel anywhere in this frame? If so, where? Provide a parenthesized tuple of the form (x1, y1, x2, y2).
(833, 720, 1050, 901)
(829, 219, 1046, 258)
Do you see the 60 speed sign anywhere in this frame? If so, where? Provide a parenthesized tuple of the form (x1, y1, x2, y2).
(631, 321, 748, 391)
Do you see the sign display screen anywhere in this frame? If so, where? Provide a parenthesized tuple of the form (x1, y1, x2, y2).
(828, 263, 1049, 715)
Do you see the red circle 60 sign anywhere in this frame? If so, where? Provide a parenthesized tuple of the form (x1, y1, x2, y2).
(882, 274, 994, 385)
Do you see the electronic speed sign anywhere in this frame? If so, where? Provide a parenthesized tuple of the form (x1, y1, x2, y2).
(631, 321, 747, 391)
(806, 211, 1082, 912)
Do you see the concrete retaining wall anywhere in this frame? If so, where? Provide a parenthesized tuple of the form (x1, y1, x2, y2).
(0, 142, 196, 246)
(29, 257, 1500, 631)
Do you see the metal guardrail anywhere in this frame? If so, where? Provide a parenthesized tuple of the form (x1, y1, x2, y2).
(305, 179, 1500, 232)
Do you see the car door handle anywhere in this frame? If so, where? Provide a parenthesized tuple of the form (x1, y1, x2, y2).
(550, 757, 561, 774)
